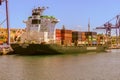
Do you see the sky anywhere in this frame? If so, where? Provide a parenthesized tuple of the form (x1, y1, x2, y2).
(0, 0, 120, 32)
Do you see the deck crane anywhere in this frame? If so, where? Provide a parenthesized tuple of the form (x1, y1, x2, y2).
(96, 15, 120, 46)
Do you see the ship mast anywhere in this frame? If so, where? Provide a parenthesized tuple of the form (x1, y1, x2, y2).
(88, 18, 90, 32)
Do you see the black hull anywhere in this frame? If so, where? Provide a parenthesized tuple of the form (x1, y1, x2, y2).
(10, 44, 107, 55)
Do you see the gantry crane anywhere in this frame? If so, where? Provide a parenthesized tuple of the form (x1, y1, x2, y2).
(96, 15, 120, 46)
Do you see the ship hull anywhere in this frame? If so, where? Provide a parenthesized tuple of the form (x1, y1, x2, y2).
(10, 44, 107, 55)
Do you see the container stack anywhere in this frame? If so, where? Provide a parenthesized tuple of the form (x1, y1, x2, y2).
(97, 35, 105, 45)
(72, 31, 78, 43)
(72, 31, 97, 46)
(55, 29, 62, 45)
(92, 32, 97, 45)
(55, 28, 99, 46)
(85, 32, 97, 45)
(72, 31, 82, 46)
(61, 29, 72, 46)
(81, 32, 86, 45)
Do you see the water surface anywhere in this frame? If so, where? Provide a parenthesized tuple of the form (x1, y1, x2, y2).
(0, 49, 120, 80)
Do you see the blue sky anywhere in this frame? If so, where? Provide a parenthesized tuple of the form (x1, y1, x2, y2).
(0, 0, 120, 32)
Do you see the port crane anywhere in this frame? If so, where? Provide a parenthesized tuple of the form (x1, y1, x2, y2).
(0, 0, 10, 45)
(96, 15, 120, 46)
(0, 0, 11, 54)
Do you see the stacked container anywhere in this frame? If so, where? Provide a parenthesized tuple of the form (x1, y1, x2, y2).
(81, 32, 86, 41)
(72, 31, 82, 45)
(85, 32, 97, 45)
(97, 35, 104, 45)
(72, 31, 78, 43)
(55, 29, 62, 45)
(61, 29, 72, 46)
(92, 32, 97, 45)
(55, 28, 98, 46)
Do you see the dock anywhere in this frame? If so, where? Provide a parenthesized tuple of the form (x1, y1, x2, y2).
(0, 44, 13, 55)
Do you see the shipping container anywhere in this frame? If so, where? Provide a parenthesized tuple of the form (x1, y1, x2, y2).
(81, 35, 86, 41)
(61, 40, 72, 46)
(64, 34, 72, 37)
(77, 41, 82, 45)
(72, 31, 78, 42)
(92, 41, 97, 45)
(85, 32, 92, 36)
(56, 33, 61, 37)
(78, 32, 82, 37)
(92, 32, 97, 35)
(56, 29, 62, 41)
(56, 36, 62, 40)
(72, 31, 82, 42)
(92, 38, 97, 41)
(81, 32, 85, 36)
(61, 30, 72, 34)
(61, 29, 72, 42)
(55, 40, 61, 45)
(56, 29, 61, 34)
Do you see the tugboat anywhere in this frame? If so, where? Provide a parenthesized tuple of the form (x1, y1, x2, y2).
(10, 7, 107, 55)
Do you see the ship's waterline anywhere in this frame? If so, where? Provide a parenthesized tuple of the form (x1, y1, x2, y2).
(11, 44, 107, 55)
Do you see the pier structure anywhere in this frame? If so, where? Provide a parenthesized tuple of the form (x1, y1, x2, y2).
(0, 0, 11, 54)
(0, 0, 10, 45)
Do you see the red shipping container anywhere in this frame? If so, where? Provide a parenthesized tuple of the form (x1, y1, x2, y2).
(56, 33, 61, 37)
(56, 36, 62, 40)
(56, 29, 61, 34)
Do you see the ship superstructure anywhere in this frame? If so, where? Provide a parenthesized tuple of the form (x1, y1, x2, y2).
(21, 7, 59, 43)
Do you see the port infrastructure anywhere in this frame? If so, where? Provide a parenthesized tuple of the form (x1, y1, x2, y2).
(0, 0, 10, 45)
(96, 14, 120, 46)
(0, 0, 11, 54)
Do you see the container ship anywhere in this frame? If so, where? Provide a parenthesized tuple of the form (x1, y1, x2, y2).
(10, 7, 108, 55)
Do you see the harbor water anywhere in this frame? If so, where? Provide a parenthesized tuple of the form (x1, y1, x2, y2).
(0, 49, 120, 80)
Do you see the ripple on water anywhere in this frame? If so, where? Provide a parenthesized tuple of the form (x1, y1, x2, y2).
(0, 50, 120, 80)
